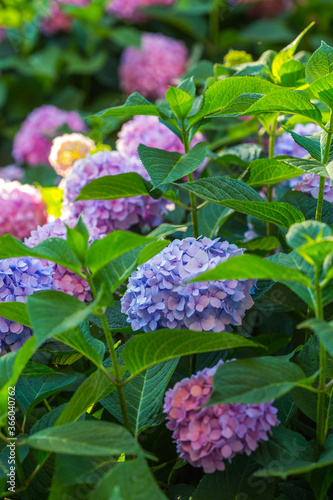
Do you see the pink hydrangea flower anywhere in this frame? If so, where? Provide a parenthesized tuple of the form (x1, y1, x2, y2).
(0, 180, 48, 240)
(41, 0, 91, 35)
(62, 150, 172, 235)
(0, 165, 24, 181)
(164, 361, 279, 473)
(49, 133, 96, 177)
(107, 0, 175, 22)
(25, 218, 100, 302)
(13, 105, 86, 167)
(119, 33, 188, 100)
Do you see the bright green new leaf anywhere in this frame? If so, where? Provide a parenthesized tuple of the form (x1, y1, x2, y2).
(286, 220, 332, 249)
(0, 302, 31, 328)
(166, 85, 193, 119)
(306, 41, 333, 85)
(178, 76, 196, 98)
(75, 173, 151, 201)
(93, 92, 163, 119)
(310, 73, 333, 110)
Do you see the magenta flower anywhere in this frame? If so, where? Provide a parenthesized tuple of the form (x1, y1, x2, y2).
(25, 218, 100, 302)
(107, 0, 175, 22)
(121, 237, 256, 332)
(0, 180, 48, 240)
(13, 105, 86, 167)
(61, 150, 171, 235)
(119, 33, 188, 100)
(0, 258, 53, 354)
(164, 361, 279, 473)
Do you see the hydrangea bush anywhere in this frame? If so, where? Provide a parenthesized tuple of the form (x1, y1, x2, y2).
(2, 12, 333, 500)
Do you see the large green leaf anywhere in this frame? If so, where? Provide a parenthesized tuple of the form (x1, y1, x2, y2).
(282, 157, 333, 179)
(75, 173, 151, 201)
(138, 142, 207, 188)
(244, 90, 323, 125)
(284, 128, 322, 162)
(93, 93, 163, 119)
(90, 458, 168, 500)
(286, 220, 332, 249)
(28, 421, 142, 457)
(209, 357, 316, 406)
(281, 191, 333, 226)
(249, 158, 304, 186)
(86, 231, 155, 275)
(122, 330, 260, 378)
(103, 359, 178, 437)
(299, 319, 333, 358)
(310, 73, 333, 110)
(306, 41, 333, 85)
(190, 254, 312, 287)
(0, 302, 31, 327)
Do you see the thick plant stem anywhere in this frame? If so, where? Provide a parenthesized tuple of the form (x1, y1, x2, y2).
(182, 122, 199, 239)
(316, 112, 333, 222)
(315, 267, 326, 452)
(266, 117, 278, 237)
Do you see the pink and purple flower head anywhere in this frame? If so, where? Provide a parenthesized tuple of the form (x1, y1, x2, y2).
(0, 165, 24, 181)
(25, 218, 99, 302)
(119, 33, 188, 100)
(294, 174, 333, 204)
(13, 105, 86, 167)
(0, 180, 48, 240)
(40, 0, 90, 35)
(164, 361, 279, 473)
(0, 258, 53, 355)
(107, 0, 175, 22)
(49, 133, 96, 177)
(61, 150, 172, 236)
(121, 237, 256, 332)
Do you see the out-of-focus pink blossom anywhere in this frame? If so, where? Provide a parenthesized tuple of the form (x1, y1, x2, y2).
(107, 0, 175, 22)
(119, 33, 188, 100)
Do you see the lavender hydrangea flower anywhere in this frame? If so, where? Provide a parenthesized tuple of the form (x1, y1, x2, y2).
(61, 150, 172, 235)
(25, 218, 99, 302)
(0, 165, 24, 181)
(164, 360, 279, 473)
(0, 180, 48, 240)
(294, 174, 333, 204)
(107, 0, 175, 22)
(0, 258, 53, 354)
(13, 105, 86, 166)
(49, 133, 96, 177)
(121, 237, 255, 332)
(119, 33, 188, 100)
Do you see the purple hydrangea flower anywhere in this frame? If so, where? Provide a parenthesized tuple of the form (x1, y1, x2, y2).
(121, 237, 256, 332)
(0, 165, 24, 181)
(107, 0, 175, 21)
(25, 218, 100, 302)
(0, 179, 48, 240)
(294, 174, 333, 204)
(13, 105, 86, 166)
(61, 150, 172, 235)
(164, 360, 279, 473)
(119, 33, 188, 100)
(0, 258, 53, 355)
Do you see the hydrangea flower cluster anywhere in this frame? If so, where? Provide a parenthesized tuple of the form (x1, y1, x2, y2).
(0, 165, 24, 181)
(117, 115, 205, 158)
(61, 150, 171, 235)
(294, 174, 333, 204)
(25, 218, 99, 302)
(164, 361, 279, 473)
(121, 237, 256, 332)
(119, 33, 188, 100)
(0, 180, 48, 240)
(0, 258, 53, 354)
(49, 133, 96, 177)
(107, 0, 175, 21)
(13, 105, 86, 166)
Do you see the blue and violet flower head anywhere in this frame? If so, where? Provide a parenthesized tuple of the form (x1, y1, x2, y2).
(0, 258, 53, 354)
(164, 360, 279, 474)
(121, 237, 255, 332)
(62, 150, 172, 236)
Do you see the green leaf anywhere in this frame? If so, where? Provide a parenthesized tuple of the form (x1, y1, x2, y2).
(90, 458, 168, 500)
(86, 231, 155, 276)
(306, 41, 333, 85)
(65, 215, 89, 264)
(55, 324, 105, 367)
(282, 156, 332, 179)
(278, 60, 306, 87)
(178, 76, 196, 98)
(190, 254, 312, 287)
(281, 191, 333, 226)
(209, 357, 316, 406)
(286, 220, 332, 249)
(0, 302, 31, 327)
(217, 143, 265, 167)
(249, 158, 304, 186)
(138, 142, 207, 188)
(299, 319, 333, 358)
(244, 90, 323, 125)
(122, 330, 260, 378)
(137, 240, 169, 266)
(90, 302, 131, 334)
(284, 128, 322, 162)
(21, 362, 56, 378)
(93, 93, 163, 119)
(27, 291, 98, 342)
(28, 421, 142, 457)
(75, 173, 151, 201)
(310, 73, 333, 110)
(296, 239, 333, 266)
(103, 359, 178, 437)
(166, 86, 193, 119)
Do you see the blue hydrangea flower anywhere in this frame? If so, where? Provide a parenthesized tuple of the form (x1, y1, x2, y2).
(121, 237, 256, 332)
(0, 258, 53, 354)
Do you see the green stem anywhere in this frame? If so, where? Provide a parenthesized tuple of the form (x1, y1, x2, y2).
(181, 122, 199, 238)
(266, 117, 278, 237)
(316, 111, 333, 222)
(315, 266, 327, 452)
